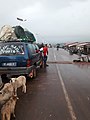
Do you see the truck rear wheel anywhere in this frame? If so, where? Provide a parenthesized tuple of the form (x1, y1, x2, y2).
(28, 67, 37, 79)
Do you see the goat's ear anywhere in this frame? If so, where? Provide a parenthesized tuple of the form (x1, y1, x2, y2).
(10, 78, 15, 82)
(0, 91, 2, 94)
(10, 80, 12, 83)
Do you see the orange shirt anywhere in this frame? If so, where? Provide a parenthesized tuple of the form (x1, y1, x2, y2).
(43, 46, 48, 56)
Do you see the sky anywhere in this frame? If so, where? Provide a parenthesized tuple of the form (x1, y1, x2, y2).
(0, 0, 90, 43)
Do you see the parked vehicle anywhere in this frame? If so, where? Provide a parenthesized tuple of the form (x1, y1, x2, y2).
(0, 40, 43, 83)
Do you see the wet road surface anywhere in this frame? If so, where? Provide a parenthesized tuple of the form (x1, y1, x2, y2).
(15, 48, 90, 120)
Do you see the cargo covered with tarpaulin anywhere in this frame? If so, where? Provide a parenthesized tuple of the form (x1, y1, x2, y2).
(24, 30, 36, 42)
(0, 25, 36, 42)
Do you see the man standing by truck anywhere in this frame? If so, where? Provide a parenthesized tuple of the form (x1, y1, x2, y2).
(43, 44, 49, 67)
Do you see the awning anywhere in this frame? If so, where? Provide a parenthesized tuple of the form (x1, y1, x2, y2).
(68, 42, 79, 47)
(77, 42, 90, 47)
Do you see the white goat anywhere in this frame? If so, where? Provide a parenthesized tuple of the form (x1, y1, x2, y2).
(11, 75, 26, 95)
(1, 95, 19, 120)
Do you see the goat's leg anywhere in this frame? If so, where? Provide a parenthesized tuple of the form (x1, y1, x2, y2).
(1, 113, 5, 120)
(22, 85, 26, 93)
(14, 88, 17, 96)
(12, 111, 16, 118)
(6, 113, 11, 120)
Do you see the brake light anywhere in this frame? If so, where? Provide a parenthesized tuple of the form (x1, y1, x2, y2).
(27, 59, 31, 67)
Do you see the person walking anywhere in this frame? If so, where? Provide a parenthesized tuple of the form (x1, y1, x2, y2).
(57, 45, 59, 50)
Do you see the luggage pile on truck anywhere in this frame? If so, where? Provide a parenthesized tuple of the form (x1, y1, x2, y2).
(0, 25, 36, 42)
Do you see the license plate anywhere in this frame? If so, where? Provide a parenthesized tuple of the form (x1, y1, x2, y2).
(2, 62, 17, 66)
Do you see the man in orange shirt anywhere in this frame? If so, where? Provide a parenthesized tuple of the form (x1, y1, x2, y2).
(43, 44, 49, 67)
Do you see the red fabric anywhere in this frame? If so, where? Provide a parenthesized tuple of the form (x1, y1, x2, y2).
(43, 46, 48, 56)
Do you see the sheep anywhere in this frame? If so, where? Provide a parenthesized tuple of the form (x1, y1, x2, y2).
(11, 75, 26, 95)
(1, 95, 19, 120)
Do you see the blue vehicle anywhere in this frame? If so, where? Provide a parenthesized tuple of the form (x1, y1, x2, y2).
(0, 40, 43, 83)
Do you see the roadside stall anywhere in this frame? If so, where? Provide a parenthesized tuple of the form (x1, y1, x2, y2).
(68, 42, 79, 55)
(76, 42, 90, 62)
(64, 42, 78, 51)
(76, 42, 90, 54)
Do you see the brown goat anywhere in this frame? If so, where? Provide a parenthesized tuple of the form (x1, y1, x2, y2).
(1, 95, 19, 120)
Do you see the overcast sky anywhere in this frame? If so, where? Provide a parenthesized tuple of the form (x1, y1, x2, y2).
(0, 0, 90, 43)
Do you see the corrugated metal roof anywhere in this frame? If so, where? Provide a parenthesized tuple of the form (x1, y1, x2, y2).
(65, 42, 78, 46)
(77, 42, 90, 47)
(68, 42, 79, 47)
